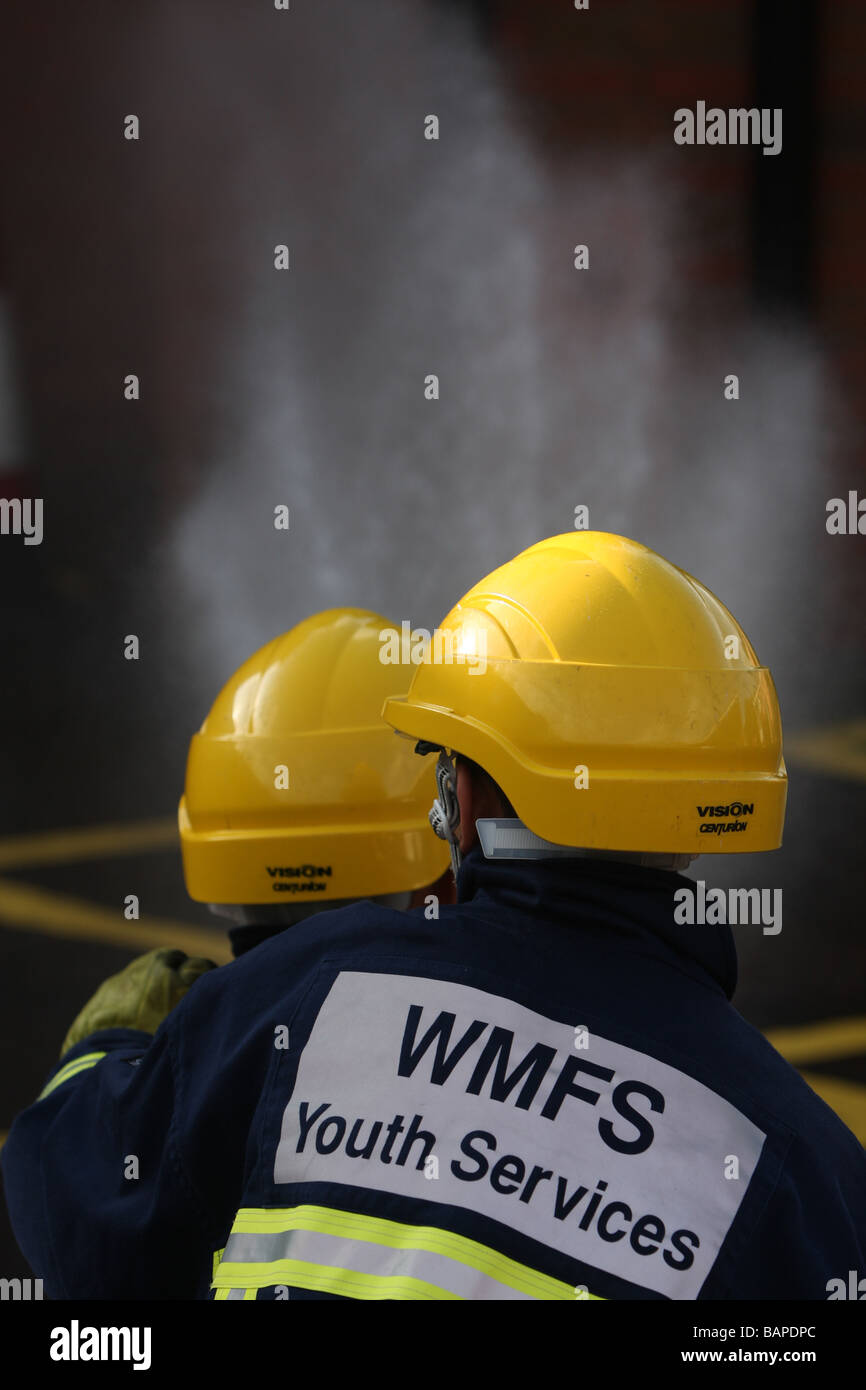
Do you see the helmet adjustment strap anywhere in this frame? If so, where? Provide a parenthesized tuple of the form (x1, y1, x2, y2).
(427, 749, 462, 879)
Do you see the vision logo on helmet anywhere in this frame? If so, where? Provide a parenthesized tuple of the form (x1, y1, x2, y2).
(696, 805, 753, 837)
(267, 864, 333, 878)
(267, 864, 333, 892)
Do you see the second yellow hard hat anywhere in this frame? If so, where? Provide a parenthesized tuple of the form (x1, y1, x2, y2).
(179, 609, 448, 902)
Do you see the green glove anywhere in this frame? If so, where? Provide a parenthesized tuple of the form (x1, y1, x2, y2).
(60, 948, 217, 1058)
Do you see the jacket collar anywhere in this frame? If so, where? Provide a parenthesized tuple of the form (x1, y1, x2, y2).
(456, 847, 738, 999)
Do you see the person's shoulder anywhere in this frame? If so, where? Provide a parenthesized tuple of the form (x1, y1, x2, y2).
(232, 899, 443, 975)
(289, 899, 434, 950)
(167, 902, 436, 1047)
(729, 1019, 866, 1167)
(776, 1076, 866, 1174)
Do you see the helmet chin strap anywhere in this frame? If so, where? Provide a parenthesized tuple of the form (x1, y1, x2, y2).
(427, 749, 463, 879)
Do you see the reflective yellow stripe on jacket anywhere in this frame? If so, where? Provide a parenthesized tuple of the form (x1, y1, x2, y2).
(212, 1205, 600, 1301)
(38, 1051, 107, 1101)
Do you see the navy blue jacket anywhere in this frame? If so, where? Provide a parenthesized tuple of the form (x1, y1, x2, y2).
(3, 852, 864, 1300)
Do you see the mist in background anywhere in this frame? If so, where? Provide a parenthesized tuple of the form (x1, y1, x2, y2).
(1, 0, 863, 1025)
(146, 2, 835, 723)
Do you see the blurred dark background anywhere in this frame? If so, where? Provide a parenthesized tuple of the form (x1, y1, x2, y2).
(0, 0, 864, 1281)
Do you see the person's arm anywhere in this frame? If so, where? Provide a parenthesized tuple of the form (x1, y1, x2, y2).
(1, 948, 226, 1299)
(2, 1024, 216, 1298)
(730, 1135, 866, 1300)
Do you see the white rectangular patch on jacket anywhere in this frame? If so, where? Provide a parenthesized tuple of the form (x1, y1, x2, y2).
(274, 972, 765, 1298)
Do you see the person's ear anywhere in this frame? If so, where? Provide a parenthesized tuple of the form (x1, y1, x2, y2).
(456, 761, 508, 854)
(455, 760, 478, 855)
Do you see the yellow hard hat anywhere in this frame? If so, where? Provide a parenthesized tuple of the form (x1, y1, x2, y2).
(383, 533, 787, 854)
(179, 609, 449, 902)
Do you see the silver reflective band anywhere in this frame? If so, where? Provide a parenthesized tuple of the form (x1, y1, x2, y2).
(476, 818, 587, 859)
(476, 818, 696, 870)
(221, 1227, 532, 1301)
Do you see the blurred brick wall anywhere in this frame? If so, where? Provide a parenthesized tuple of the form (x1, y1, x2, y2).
(492, 0, 753, 311)
(818, 0, 866, 430)
(486, 0, 862, 620)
